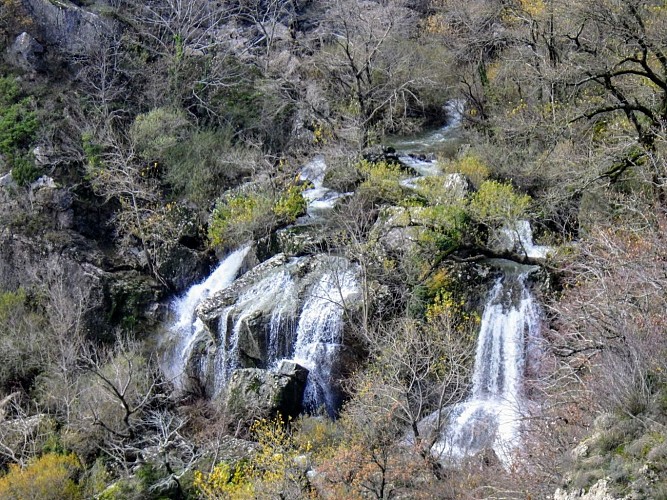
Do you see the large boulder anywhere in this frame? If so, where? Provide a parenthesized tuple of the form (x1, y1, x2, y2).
(6, 32, 45, 72)
(17, 0, 116, 54)
(184, 253, 362, 408)
(223, 361, 309, 421)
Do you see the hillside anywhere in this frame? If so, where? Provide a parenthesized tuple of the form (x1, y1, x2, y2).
(0, 0, 666, 498)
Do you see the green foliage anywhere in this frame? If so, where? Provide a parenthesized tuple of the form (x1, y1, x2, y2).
(356, 159, 405, 205)
(468, 180, 531, 226)
(208, 190, 275, 250)
(81, 132, 103, 170)
(0, 452, 82, 500)
(9, 152, 40, 186)
(130, 107, 191, 162)
(416, 204, 469, 254)
(273, 183, 307, 223)
(164, 129, 255, 205)
(194, 414, 309, 499)
(440, 154, 490, 189)
(208, 181, 306, 250)
(0, 76, 38, 157)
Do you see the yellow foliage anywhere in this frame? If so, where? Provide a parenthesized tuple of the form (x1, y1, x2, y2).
(440, 154, 490, 189)
(518, 0, 546, 17)
(357, 159, 405, 204)
(193, 462, 254, 500)
(0, 453, 82, 500)
(469, 180, 532, 225)
(195, 414, 312, 499)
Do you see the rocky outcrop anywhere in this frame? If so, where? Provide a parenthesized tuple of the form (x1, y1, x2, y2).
(18, 0, 116, 54)
(554, 480, 616, 500)
(0, 176, 165, 339)
(223, 361, 309, 421)
(181, 253, 362, 410)
(6, 32, 45, 72)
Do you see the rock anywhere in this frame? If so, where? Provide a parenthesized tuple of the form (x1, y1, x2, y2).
(6, 32, 45, 72)
(222, 360, 309, 421)
(32, 145, 52, 167)
(0, 172, 16, 188)
(185, 254, 362, 405)
(554, 479, 615, 500)
(369, 206, 425, 255)
(198, 252, 291, 323)
(443, 173, 472, 199)
(30, 175, 56, 190)
(17, 0, 116, 55)
(156, 243, 210, 291)
(489, 220, 552, 262)
(275, 224, 329, 256)
(362, 145, 399, 164)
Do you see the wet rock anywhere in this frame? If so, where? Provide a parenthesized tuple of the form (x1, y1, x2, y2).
(275, 224, 328, 256)
(222, 361, 309, 421)
(156, 242, 210, 292)
(489, 220, 552, 262)
(6, 32, 45, 72)
(362, 145, 400, 164)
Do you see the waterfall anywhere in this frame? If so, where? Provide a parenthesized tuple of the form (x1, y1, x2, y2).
(433, 265, 541, 465)
(497, 220, 552, 260)
(291, 266, 358, 416)
(210, 267, 296, 397)
(160, 246, 250, 389)
(299, 155, 349, 219)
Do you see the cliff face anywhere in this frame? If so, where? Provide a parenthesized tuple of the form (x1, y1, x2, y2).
(18, 0, 115, 52)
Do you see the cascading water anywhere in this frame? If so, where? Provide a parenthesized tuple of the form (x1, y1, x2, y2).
(210, 267, 297, 397)
(299, 155, 350, 219)
(291, 266, 358, 416)
(497, 220, 552, 260)
(432, 264, 541, 465)
(160, 246, 250, 389)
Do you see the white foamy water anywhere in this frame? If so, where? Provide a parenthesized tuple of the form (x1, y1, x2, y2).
(432, 268, 541, 466)
(160, 246, 250, 388)
(498, 220, 553, 260)
(291, 266, 358, 416)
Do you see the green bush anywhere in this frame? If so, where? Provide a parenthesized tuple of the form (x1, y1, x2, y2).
(208, 190, 276, 250)
(356, 159, 405, 205)
(468, 180, 531, 226)
(208, 181, 307, 250)
(10, 153, 41, 186)
(130, 107, 191, 162)
(440, 153, 490, 189)
(165, 129, 256, 205)
(273, 184, 307, 222)
(0, 76, 38, 156)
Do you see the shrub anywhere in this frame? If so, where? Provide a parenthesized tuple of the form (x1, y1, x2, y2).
(208, 181, 306, 250)
(0, 289, 52, 392)
(273, 184, 307, 223)
(9, 153, 40, 186)
(164, 129, 256, 205)
(441, 154, 490, 189)
(194, 414, 309, 499)
(0, 76, 38, 156)
(356, 159, 405, 205)
(468, 180, 531, 226)
(208, 190, 276, 250)
(129, 107, 191, 162)
(0, 453, 82, 500)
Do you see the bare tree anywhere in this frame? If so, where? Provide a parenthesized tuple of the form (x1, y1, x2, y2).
(314, 0, 428, 147)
